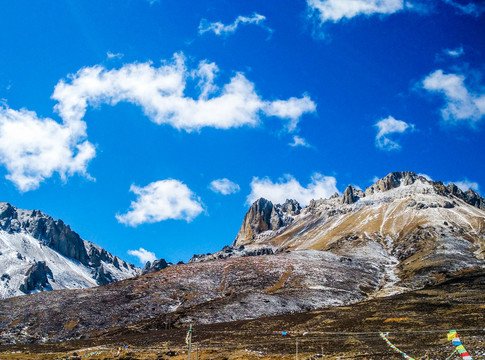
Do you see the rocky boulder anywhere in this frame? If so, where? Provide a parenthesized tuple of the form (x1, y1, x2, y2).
(19, 261, 53, 294)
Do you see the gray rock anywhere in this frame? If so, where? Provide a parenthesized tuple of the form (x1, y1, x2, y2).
(142, 259, 168, 275)
(342, 185, 357, 204)
(233, 198, 301, 247)
(19, 261, 53, 294)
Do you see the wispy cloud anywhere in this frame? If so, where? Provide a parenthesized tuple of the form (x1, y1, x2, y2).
(209, 178, 240, 195)
(127, 248, 157, 264)
(106, 51, 124, 60)
(375, 116, 414, 151)
(307, 0, 408, 24)
(0, 54, 315, 191)
(422, 69, 485, 125)
(247, 173, 338, 206)
(116, 180, 204, 226)
(442, 0, 485, 16)
(289, 135, 311, 148)
(448, 179, 479, 192)
(436, 46, 465, 62)
(199, 13, 273, 37)
(444, 46, 464, 58)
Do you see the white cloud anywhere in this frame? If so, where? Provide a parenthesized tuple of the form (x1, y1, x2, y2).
(247, 173, 338, 206)
(127, 248, 157, 264)
(52, 54, 315, 133)
(106, 51, 124, 60)
(422, 69, 485, 125)
(209, 178, 240, 195)
(0, 106, 95, 192)
(199, 13, 272, 37)
(444, 46, 464, 58)
(289, 135, 311, 148)
(436, 46, 465, 62)
(0, 54, 315, 191)
(264, 96, 317, 132)
(442, 0, 485, 16)
(448, 179, 479, 192)
(116, 180, 204, 226)
(375, 116, 414, 151)
(307, 0, 407, 23)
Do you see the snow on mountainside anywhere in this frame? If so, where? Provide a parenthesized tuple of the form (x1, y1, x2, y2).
(0, 202, 139, 299)
(193, 172, 485, 293)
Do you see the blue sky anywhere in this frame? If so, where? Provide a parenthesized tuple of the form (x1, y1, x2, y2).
(0, 0, 484, 265)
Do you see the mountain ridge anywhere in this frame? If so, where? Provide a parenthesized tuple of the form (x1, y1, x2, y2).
(0, 202, 140, 299)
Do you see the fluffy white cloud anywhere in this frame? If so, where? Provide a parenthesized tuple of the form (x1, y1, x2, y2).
(52, 54, 315, 132)
(1, 54, 315, 191)
(199, 13, 272, 36)
(307, 0, 407, 23)
(448, 179, 479, 192)
(116, 180, 204, 226)
(442, 0, 485, 16)
(127, 248, 157, 264)
(0, 107, 95, 192)
(264, 96, 316, 132)
(422, 70, 485, 125)
(247, 173, 338, 206)
(209, 178, 240, 195)
(375, 116, 414, 151)
(289, 135, 311, 148)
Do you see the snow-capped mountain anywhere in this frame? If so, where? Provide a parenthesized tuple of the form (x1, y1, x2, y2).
(193, 172, 485, 291)
(0, 202, 139, 299)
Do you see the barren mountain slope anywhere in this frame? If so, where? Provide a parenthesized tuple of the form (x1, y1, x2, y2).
(219, 172, 485, 288)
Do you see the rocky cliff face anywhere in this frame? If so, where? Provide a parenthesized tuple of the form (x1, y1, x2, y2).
(233, 198, 301, 247)
(0, 203, 140, 299)
(142, 258, 169, 275)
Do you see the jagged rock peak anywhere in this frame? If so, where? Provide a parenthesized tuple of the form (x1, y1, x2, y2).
(0, 202, 137, 272)
(365, 171, 427, 195)
(436, 182, 485, 210)
(142, 258, 168, 275)
(233, 198, 301, 247)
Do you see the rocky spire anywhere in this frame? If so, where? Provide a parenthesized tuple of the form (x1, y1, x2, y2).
(342, 185, 356, 204)
(233, 198, 301, 247)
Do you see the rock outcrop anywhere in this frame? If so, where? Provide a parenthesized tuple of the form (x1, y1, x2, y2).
(233, 198, 301, 247)
(19, 261, 53, 294)
(142, 259, 169, 275)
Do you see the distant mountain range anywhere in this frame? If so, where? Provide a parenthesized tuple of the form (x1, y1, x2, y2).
(0, 171, 484, 344)
(0, 202, 139, 299)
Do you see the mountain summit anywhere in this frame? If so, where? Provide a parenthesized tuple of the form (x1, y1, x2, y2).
(0, 202, 139, 299)
(197, 171, 485, 291)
